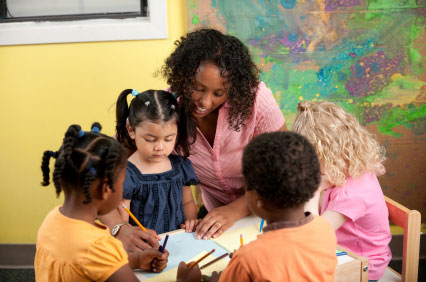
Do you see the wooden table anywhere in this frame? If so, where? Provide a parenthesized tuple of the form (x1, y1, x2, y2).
(136, 215, 369, 281)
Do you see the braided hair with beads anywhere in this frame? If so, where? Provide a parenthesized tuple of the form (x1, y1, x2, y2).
(41, 122, 127, 204)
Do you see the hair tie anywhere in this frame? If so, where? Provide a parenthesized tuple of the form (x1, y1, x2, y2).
(170, 104, 176, 110)
(145, 101, 150, 107)
(89, 167, 97, 176)
(78, 130, 85, 138)
(131, 89, 138, 96)
(91, 126, 100, 133)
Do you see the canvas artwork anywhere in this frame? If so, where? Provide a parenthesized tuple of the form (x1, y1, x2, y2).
(187, 0, 426, 216)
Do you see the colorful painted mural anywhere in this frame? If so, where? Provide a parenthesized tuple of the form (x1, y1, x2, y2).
(187, 0, 426, 216)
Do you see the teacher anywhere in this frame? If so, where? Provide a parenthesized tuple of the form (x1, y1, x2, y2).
(161, 28, 287, 240)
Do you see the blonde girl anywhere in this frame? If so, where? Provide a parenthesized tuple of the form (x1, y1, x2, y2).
(293, 101, 391, 281)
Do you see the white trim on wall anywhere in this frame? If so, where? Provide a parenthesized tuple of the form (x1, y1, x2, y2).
(0, 0, 167, 46)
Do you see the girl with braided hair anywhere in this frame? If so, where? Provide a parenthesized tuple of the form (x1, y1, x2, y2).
(36, 122, 169, 282)
(100, 89, 200, 251)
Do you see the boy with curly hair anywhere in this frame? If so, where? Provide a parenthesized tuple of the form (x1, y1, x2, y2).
(177, 131, 337, 282)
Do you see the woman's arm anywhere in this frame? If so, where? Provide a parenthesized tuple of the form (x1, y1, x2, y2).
(195, 194, 250, 240)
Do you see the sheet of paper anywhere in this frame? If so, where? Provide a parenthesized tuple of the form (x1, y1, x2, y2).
(143, 251, 229, 282)
(138, 230, 229, 280)
(212, 224, 260, 252)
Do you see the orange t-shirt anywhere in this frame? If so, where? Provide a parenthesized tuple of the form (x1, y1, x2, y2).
(220, 215, 337, 282)
(35, 206, 129, 282)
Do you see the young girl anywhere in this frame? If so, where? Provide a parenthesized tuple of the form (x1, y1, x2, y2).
(293, 101, 392, 281)
(115, 89, 199, 234)
(36, 122, 168, 282)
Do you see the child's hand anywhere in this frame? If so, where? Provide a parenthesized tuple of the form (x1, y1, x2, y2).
(176, 261, 202, 282)
(180, 219, 201, 232)
(131, 248, 169, 272)
(117, 225, 161, 251)
(202, 271, 221, 282)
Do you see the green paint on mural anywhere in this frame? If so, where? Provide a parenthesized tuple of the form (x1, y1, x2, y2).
(363, 75, 424, 104)
(368, 0, 420, 10)
(192, 14, 200, 24)
(378, 104, 426, 136)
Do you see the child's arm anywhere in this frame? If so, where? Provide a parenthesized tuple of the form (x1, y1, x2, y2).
(128, 248, 169, 272)
(105, 264, 139, 282)
(118, 199, 131, 222)
(181, 185, 200, 232)
(322, 210, 348, 230)
(98, 209, 160, 251)
(105, 249, 169, 282)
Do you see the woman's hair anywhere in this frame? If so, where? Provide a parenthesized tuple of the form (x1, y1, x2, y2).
(292, 101, 386, 186)
(41, 122, 127, 204)
(242, 131, 320, 209)
(160, 28, 260, 133)
(116, 89, 192, 158)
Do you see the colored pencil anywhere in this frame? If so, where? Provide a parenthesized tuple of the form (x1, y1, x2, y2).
(259, 219, 264, 232)
(159, 235, 169, 253)
(120, 202, 147, 232)
(240, 234, 244, 246)
(200, 253, 229, 270)
(188, 249, 215, 268)
(336, 251, 347, 256)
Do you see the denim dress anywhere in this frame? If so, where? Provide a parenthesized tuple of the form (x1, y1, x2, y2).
(123, 155, 199, 234)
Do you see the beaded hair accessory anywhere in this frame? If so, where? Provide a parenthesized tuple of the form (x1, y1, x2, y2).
(131, 89, 138, 96)
(145, 101, 150, 107)
(170, 104, 176, 110)
(91, 126, 100, 133)
(78, 130, 85, 138)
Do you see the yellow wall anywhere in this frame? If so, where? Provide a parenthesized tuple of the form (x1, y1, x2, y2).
(0, 0, 188, 243)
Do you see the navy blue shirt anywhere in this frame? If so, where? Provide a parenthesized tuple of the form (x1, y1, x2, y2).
(123, 155, 199, 234)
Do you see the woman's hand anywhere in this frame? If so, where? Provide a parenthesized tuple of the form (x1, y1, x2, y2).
(195, 205, 237, 240)
(116, 225, 161, 252)
(176, 261, 202, 282)
(180, 219, 201, 232)
(130, 248, 169, 272)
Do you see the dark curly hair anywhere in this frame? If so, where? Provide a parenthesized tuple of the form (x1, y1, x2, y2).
(160, 28, 260, 135)
(242, 131, 321, 209)
(41, 122, 127, 204)
(116, 89, 193, 158)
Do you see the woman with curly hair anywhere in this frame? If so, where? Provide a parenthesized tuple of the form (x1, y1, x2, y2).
(162, 28, 287, 240)
(293, 101, 391, 281)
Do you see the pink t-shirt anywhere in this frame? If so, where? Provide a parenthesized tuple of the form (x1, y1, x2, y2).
(320, 172, 392, 280)
(189, 81, 285, 211)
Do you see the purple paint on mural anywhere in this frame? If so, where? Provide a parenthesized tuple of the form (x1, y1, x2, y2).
(249, 32, 310, 54)
(360, 104, 393, 124)
(345, 51, 406, 97)
(325, 0, 360, 11)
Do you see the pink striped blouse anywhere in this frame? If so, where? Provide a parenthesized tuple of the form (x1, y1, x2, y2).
(188, 82, 285, 211)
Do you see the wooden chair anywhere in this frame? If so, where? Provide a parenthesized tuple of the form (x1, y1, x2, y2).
(380, 196, 421, 282)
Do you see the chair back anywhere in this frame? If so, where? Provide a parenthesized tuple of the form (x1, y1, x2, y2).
(385, 196, 421, 282)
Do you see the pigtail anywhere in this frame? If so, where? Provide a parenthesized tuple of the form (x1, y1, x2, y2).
(41, 150, 57, 186)
(91, 122, 102, 133)
(52, 125, 81, 197)
(116, 89, 134, 150)
(81, 166, 96, 204)
(104, 146, 123, 192)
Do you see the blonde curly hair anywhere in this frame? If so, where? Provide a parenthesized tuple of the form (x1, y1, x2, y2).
(292, 101, 386, 186)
